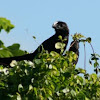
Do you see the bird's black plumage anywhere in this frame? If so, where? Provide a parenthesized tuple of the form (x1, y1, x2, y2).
(0, 21, 69, 66)
(68, 40, 79, 65)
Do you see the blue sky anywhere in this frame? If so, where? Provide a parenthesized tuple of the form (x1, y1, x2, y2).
(0, 0, 100, 73)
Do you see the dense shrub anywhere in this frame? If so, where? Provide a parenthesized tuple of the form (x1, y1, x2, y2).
(0, 17, 100, 100)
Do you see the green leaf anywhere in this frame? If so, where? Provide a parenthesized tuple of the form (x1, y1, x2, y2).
(86, 37, 91, 43)
(0, 82, 5, 87)
(76, 92, 85, 100)
(72, 33, 85, 40)
(89, 59, 92, 66)
(34, 87, 37, 96)
(94, 68, 99, 74)
(34, 59, 42, 64)
(52, 65, 57, 71)
(85, 97, 90, 100)
(47, 89, 52, 96)
(0, 17, 14, 33)
(77, 68, 86, 74)
(7, 43, 20, 50)
(94, 61, 99, 68)
(7, 43, 26, 56)
(71, 89, 76, 97)
(33, 36, 36, 39)
(91, 73, 97, 82)
(73, 53, 77, 60)
(58, 35, 62, 40)
(0, 40, 5, 48)
(55, 42, 65, 49)
(69, 56, 73, 62)
(0, 49, 13, 57)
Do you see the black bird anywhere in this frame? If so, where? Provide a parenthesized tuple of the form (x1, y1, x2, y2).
(68, 40, 79, 65)
(0, 21, 69, 66)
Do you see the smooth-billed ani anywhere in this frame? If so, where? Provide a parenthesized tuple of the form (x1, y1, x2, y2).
(0, 21, 69, 66)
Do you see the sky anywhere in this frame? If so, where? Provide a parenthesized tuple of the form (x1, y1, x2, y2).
(0, 0, 100, 74)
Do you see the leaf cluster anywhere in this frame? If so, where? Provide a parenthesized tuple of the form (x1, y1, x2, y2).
(0, 51, 100, 100)
(0, 41, 26, 58)
(0, 18, 26, 57)
(0, 17, 14, 33)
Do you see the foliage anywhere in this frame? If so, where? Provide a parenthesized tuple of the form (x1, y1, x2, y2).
(0, 51, 100, 100)
(0, 18, 100, 100)
(0, 17, 26, 57)
(0, 17, 14, 33)
(72, 33, 100, 74)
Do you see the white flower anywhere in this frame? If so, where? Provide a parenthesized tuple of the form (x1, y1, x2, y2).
(0, 68, 9, 75)
(56, 91, 60, 96)
(62, 88, 69, 93)
(29, 85, 33, 91)
(2, 68, 9, 75)
(31, 78, 34, 83)
(24, 60, 28, 63)
(49, 64, 53, 69)
(24, 60, 35, 68)
(28, 61, 34, 66)
(10, 60, 17, 67)
(25, 69, 28, 75)
(18, 84, 23, 89)
(17, 93, 21, 100)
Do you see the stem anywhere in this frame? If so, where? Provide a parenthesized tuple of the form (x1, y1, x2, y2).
(84, 43, 86, 70)
(90, 43, 95, 54)
(68, 40, 76, 51)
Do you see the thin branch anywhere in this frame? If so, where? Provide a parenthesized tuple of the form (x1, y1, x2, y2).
(68, 40, 76, 51)
(84, 43, 86, 70)
(90, 43, 95, 54)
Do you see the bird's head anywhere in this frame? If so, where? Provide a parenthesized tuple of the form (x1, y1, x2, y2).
(52, 21, 69, 33)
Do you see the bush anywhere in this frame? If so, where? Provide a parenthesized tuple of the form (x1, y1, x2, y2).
(0, 17, 100, 100)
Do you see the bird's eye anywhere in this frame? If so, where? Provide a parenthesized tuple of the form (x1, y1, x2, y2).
(60, 24, 63, 27)
(58, 24, 63, 28)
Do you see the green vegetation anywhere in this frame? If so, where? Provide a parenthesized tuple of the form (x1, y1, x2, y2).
(0, 17, 100, 100)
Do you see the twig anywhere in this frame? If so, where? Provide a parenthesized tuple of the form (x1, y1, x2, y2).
(84, 43, 86, 70)
(68, 40, 76, 51)
(90, 43, 95, 54)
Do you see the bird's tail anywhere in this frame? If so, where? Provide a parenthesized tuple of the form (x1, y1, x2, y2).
(0, 49, 38, 66)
